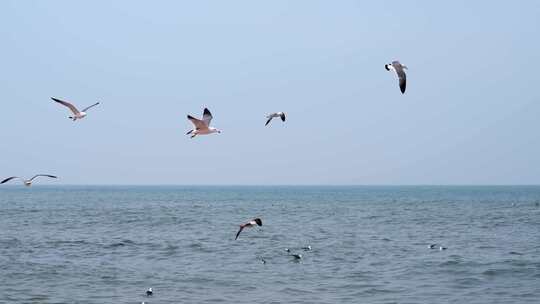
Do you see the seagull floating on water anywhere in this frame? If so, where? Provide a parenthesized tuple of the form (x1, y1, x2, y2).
(265, 112, 286, 126)
(439, 246, 447, 251)
(146, 288, 153, 296)
(384, 60, 408, 94)
(52, 97, 100, 121)
(186, 108, 221, 138)
(1, 174, 57, 186)
(235, 218, 262, 240)
(291, 253, 303, 260)
(302, 245, 312, 251)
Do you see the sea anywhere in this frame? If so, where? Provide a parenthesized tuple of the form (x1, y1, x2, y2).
(1, 186, 539, 304)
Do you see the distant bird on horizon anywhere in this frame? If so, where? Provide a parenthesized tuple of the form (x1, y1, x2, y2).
(265, 112, 286, 126)
(52, 97, 100, 121)
(235, 218, 262, 240)
(384, 60, 408, 94)
(186, 108, 221, 138)
(1, 174, 57, 186)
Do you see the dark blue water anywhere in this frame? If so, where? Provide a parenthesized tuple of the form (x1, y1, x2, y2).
(1, 186, 539, 303)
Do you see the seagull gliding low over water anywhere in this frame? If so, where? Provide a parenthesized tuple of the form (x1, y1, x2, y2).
(1, 174, 57, 186)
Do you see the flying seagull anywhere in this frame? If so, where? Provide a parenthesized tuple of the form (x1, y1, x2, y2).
(235, 218, 262, 240)
(265, 112, 286, 126)
(384, 61, 408, 94)
(1, 174, 57, 186)
(186, 108, 221, 138)
(52, 97, 100, 121)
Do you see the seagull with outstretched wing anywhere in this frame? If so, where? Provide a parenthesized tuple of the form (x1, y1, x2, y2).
(186, 108, 221, 138)
(52, 97, 100, 121)
(235, 218, 262, 240)
(265, 112, 286, 126)
(1, 174, 58, 186)
(384, 61, 408, 94)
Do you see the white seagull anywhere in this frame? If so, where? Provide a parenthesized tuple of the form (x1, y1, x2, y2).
(52, 97, 100, 121)
(1, 174, 58, 186)
(384, 60, 408, 94)
(265, 112, 286, 126)
(235, 218, 262, 240)
(186, 108, 221, 138)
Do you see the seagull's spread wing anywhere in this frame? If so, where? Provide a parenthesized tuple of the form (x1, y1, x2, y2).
(29, 174, 58, 182)
(398, 74, 406, 94)
(202, 108, 213, 126)
(1, 176, 20, 184)
(82, 102, 100, 112)
(187, 115, 207, 130)
(265, 117, 273, 126)
(235, 225, 245, 240)
(392, 61, 406, 93)
(52, 97, 80, 115)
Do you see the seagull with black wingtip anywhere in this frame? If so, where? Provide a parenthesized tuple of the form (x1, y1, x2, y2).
(1, 174, 57, 186)
(235, 218, 262, 240)
(52, 97, 100, 121)
(265, 112, 286, 126)
(384, 60, 408, 94)
(186, 108, 221, 138)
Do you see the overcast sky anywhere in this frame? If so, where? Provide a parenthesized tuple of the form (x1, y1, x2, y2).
(1, 1, 539, 185)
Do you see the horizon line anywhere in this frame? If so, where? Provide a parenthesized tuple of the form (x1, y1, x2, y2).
(1, 184, 540, 187)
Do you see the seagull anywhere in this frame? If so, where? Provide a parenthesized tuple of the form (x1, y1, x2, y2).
(146, 288, 153, 296)
(265, 112, 286, 126)
(302, 245, 312, 251)
(384, 60, 408, 94)
(52, 97, 100, 121)
(439, 246, 447, 251)
(291, 253, 303, 260)
(235, 218, 262, 240)
(285, 248, 291, 253)
(186, 108, 221, 138)
(428, 244, 437, 249)
(1, 174, 57, 186)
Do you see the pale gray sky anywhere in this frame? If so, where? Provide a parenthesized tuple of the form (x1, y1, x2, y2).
(1, 1, 539, 185)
